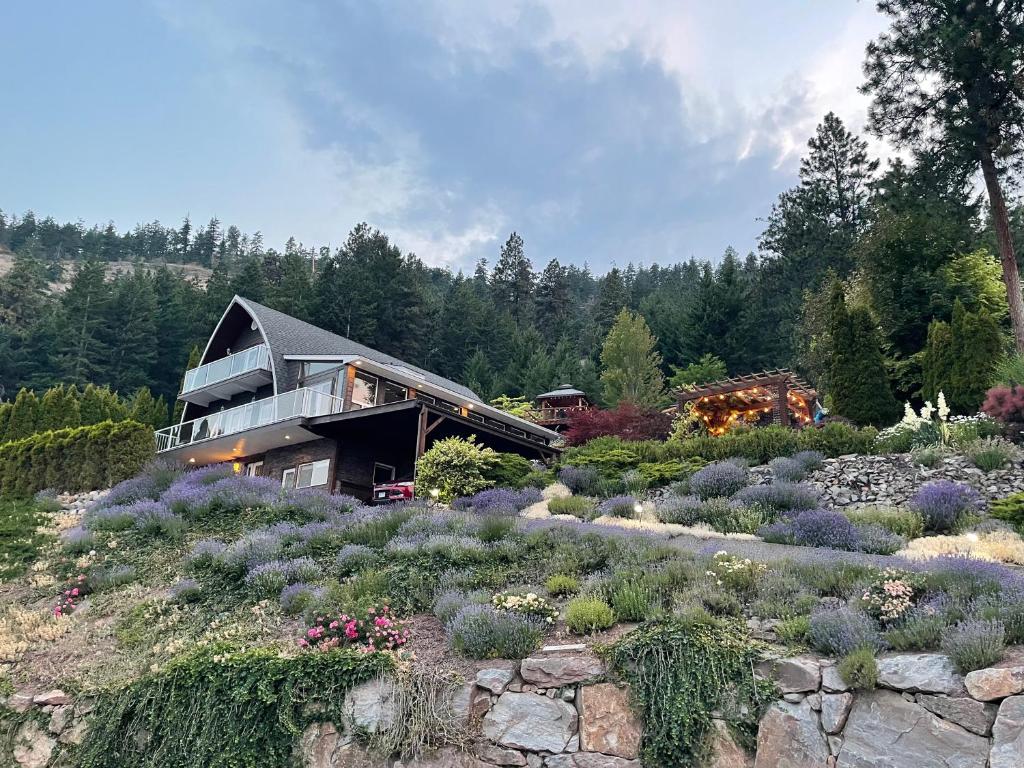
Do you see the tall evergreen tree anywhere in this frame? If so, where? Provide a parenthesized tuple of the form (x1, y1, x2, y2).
(54, 260, 111, 386)
(599, 309, 666, 408)
(490, 232, 534, 325)
(106, 269, 158, 393)
(6, 388, 40, 440)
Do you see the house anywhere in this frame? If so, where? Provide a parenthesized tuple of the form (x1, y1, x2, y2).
(156, 296, 561, 498)
(534, 384, 594, 432)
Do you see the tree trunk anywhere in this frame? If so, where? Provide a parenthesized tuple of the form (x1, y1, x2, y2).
(980, 148, 1024, 353)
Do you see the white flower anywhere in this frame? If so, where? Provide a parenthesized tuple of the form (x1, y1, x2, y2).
(920, 401, 934, 421)
(937, 392, 950, 420)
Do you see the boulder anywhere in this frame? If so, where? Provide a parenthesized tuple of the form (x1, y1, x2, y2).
(837, 689, 987, 768)
(544, 755, 641, 768)
(965, 666, 1024, 702)
(58, 718, 88, 746)
(482, 692, 578, 753)
(753, 700, 828, 768)
(299, 722, 353, 768)
(707, 718, 753, 768)
(475, 743, 528, 766)
(6, 694, 33, 713)
(342, 677, 398, 735)
(876, 653, 962, 695)
(477, 667, 517, 695)
(399, 747, 492, 767)
(12, 721, 56, 768)
(32, 689, 71, 706)
(578, 683, 642, 759)
(821, 664, 850, 693)
(990, 695, 1024, 768)
(820, 693, 853, 735)
(520, 655, 605, 687)
(756, 657, 821, 694)
(916, 694, 997, 737)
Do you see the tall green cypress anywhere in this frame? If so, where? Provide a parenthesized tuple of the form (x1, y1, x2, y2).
(79, 384, 108, 426)
(6, 388, 40, 440)
(0, 403, 12, 444)
(37, 385, 66, 432)
(922, 319, 955, 405)
(948, 301, 1004, 413)
(827, 283, 900, 426)
(62, 385, 82, 429)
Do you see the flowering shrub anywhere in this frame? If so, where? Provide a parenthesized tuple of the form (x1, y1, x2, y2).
(964, 436, 1021, 472)
(131, 502, 185, 539)
(982, 385, 1024, 423)
(61, 526, 95, 555)
(808, 608, 883, 656)
(558, 466, 602, 496)
(187, 539, 226, 569)
(457, 487, 541, 514)
(769, 457, 806, 483)
(447, 604, 544, 659)
(335, 544, 377, 575)
(875, 394, 951, 452)
(731, 482, 819, 513)
(168, 578, 201, 604)
(706, 551, 765, 593)
(759, 510, 902, 553)
(280, 583, 324, 616)
(491, 591, 558, 624)
(860, 568, 924, 623)
(84, 504, 137, 532)
(598, 495, 640, 518)
(941, 619, 1006, 674)
(792, 450, 825, 472)
(689, 462, 749, 500)
(53, 574, 88, 617)
(299, 604, 409, 652)
(908, 480, 982, 533)
(655, 495, 706, 525)
(564, 596, 616, 634)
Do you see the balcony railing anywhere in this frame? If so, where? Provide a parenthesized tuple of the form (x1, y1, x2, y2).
(182, 344, 271, 394)
(536, 405, 591, 422)
(156, 387, 343, 452)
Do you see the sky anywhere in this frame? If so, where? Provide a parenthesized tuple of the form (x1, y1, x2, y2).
(1, 1, 889, 272)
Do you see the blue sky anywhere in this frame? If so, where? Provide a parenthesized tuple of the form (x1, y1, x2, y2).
(1, 1, 887, 272)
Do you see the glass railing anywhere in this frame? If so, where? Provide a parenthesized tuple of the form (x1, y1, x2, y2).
(182, 344, 271, 394)
(155, 387, 343, 452)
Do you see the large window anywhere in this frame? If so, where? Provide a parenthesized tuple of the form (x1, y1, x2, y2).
(381, 380, 407, 405)
(281, 458, 331, 489)
(350, 371, 379, 408)
(302, 361, 341, 377)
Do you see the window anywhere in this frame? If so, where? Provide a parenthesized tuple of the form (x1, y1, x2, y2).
(302, 361, 341, 377)
(281, 468, 297, 489)
(381, 380, 407, 405)
(245, 461, 263, 477)
(373, 462, 396, 485)
(350, 371, 379, 408)
(292, 458, 331, 488)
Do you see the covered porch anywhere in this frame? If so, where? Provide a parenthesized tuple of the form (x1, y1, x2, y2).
(676, 369, 816, 435)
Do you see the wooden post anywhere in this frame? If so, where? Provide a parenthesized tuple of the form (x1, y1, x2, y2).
(776, 379, 790, 427)
(342, 365, 356, 411)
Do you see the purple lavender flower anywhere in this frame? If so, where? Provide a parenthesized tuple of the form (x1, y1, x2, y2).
(221, 531, 284, 572)
(131, 501, 184, 538)
(689, 462, 749, 500)
(187, 539, 227, 569)
(792, 450, 825, 472)
(558, 466, 602, 496)
(335, 544, 376, 574)
(597, 495, 640, 519)
(656, 495, 705, 525)
(84, 504, 137, 532)
(769, 457, 807, 482)
(760, 509, 861, 551)
(169, 578, 201, 603)
(731, 482, 819, 513)
(808, 607, 883, 656)
(462, 487, 542, 514)
(61, 526, 95, 554)
(279, 582, 324, 615)
(908, 481, 983, 533)
(244, 560, 291, 595)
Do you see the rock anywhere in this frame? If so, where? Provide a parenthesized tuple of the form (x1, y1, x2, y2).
(475, 742, 528, 766)
(578, 683, 641, 759)
(299, 722, 353, 768)
(821, 665, 850, 693)
(753, 700, 828, 768)
(806, 693, 821, 711)
(820, 693, 853, 735)
(837, 689, 987, 768)
(542, 483, 572, 500)
(477, 667, 517, 695)
(342, 677, 397, 735)
(876, 653, 962, 695)
(400, 747, 492, 767)
(827, 735, 843, 756)
(32, 689, 71, 706)
(756, 657, 821, 694)
(48, 704, 72, 735)
(482, 692, 578, 753)
(544, 755, 641, 768)
(520, 655, 605, 687)
(916, 694, 997, 736)
(450, 682, 474, 724)
(58, 717, 88, 746)
(12, 720, 56, 768)
(7, 694, 33, 713)
(965, 666, 1024, 702)
(782, 693, 805, 703)
(990, 695, 1024, 768)
(707, 718, 753, 768)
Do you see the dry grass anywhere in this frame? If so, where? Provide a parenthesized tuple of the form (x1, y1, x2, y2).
(898, 531, 1024, 565)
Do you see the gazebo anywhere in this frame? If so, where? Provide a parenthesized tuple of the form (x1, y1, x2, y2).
(675, 369, 816, 435)
(535, 384, 594, 432)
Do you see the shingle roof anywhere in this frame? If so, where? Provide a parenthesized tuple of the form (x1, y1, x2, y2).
(236, 296, 481, 402)
(537, 386, 587, 399)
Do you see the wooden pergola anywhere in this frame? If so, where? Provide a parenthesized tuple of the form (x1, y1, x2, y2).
(675, 369, 817, 435)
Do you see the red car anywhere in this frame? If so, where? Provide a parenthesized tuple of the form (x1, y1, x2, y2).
(372, 480, 415, 504)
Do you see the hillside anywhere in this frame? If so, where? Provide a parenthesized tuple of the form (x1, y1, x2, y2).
(0, 249, 212, 293)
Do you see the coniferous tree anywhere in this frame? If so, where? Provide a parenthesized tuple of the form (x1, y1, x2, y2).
(54, 260, 111, 386)
(535, 259, 570, 344)
(106, 269, 158, 393)
(491, 232, 534, 325)
(462, 349, 494, 400)
(6, 388, 40, 440)
(599, 309, 666, 408)
(37, 385, 66, 432)
(922, 318, 955, 406)
(0, 403, 11, 443)
(948, 301, 1004, 414)
(62, 384, 82, 429)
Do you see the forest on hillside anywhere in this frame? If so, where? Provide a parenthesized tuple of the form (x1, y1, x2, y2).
(1, 112, 1023, 414)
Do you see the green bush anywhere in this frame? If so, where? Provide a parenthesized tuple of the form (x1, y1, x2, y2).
(0, 420, 154, 496)
(991, 492, 1024, 531)
(414, 435, 498, 503)
(636, 458, 705, 487)
(565, 596, 616, 634)
(0, 498, 52, 581)
(838, 647, 879, 690)
(482, 452, 536, 488)
(520, 469, 556, 489)
(964, 437, 1021, 472)
(547, 496, 596, 519)
(545, 574, 580, 596)
(775, 615, 811, 644)
(843, 506, 924, 539)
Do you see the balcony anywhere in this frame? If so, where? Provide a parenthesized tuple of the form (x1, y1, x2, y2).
(179, 345, 273, 406)
(156, 387, 344, 456)
(536, 405, 591, 424)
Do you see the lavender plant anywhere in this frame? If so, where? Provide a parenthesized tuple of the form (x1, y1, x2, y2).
(908, 481, 982, 533)
(808, 608, 883, 656)
(688, 462, 749, 500)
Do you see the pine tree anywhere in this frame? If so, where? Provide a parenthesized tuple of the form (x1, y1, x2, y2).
(463, 349, 494, 400)
(535, 259, 570, 344)
(491, 232, 534, 325)
(275, 244, 312, 318)
(231, 257, 268, 304)
(948, 301, 1004, 414)
(0, 403, 11, 443)
(827, 283, 900, 426)
(37, 385, 66, 432)
(593, 268, 629, 334)
(6, 388, 40, 440)
(599, 309, 666, 408)
(53, 260, 111, 386)
(106, 269, 158, 393)
(174, 346, 202, 423)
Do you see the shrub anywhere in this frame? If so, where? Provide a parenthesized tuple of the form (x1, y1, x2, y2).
(751, 570, 817, 619)
(775, 615, 811, 643)
(855, 525, 906, 555)
(300, 605, 409, 652)
(279, 583, 323, 616)
(609, 578, 662, 622)
(521, 469, 556, 489)
(548, 496, 596, 519)
(941, 619, 1006, 674)
(655, 495, 706, 525)
(491, 591, 558, 624)
(689, 462, 748, 500)
(730, 482, 820, 513)
(335, 544, 377, 575)
(433, 590, 473, 625)
(245, 561, 290, 597)
(621, 469, 648, 496)
(564, 596, 616, 634)
(132, 502, 185, 539)
(983, 385, 1024, 423)
(860, 568, 924, 623)
(558, 466, 603, 496)
(598, 495, 639, 518)
(636, 459, 705, 487)
(482, 452, 535, 488)
(908, 480, 982, 533)
(91, 565, 137, 591)
(760, 509, 861, 551)
(769, 457, 806, 482)
(447, 604, 544, 659)
(796, 422, 878, 458)
(706, 552, 765, 594)
(0, 419, 154, 496)
(992, 492, 1024, 531)
(563, 403, 673, 446)
(84, 504, 137, 532)
(884, 601, 947, 651)
(61, 526, 95, 555)
(169, 578, 202, 604)
(461, 487, 541, 514)
(545, 574, 580, 596)
(843, 506, 924, 539)
(964, 437, 1021, 472)
(414, 435, 499, 503)
(808, 608, 883, 656)
(838, 647, 879, 690)
(791, 450, 825, 472)
(910, 444, 946, 468)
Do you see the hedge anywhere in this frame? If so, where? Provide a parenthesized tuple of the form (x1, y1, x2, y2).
(0, 419, 155, 496)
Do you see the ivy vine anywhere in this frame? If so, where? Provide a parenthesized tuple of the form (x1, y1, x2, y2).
(603, 619, 775, 767)
(76, 645, 391, 768)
